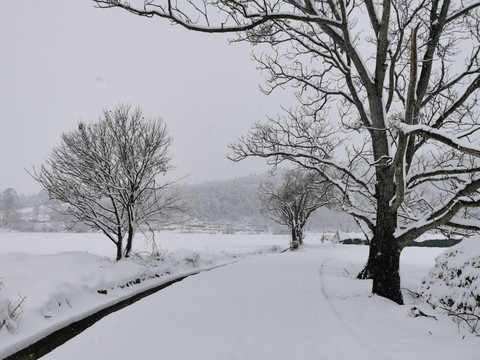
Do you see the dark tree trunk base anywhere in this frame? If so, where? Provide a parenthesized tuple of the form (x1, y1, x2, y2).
(372, 239, 403, 305)
(115, 244, 122, 261)
(358, 235, 404, 305)
(357, 265, 373, 280)
(357, 236, 378, 279)
(124, 227, 134, 258)
(290, 241, 300, 250)
(290, 227, 301, 250)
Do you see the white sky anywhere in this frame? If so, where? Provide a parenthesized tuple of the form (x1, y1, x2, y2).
(0, 0, 290, 194)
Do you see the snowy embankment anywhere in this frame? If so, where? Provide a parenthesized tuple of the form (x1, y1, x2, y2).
(0, 232, 286, 359)
(1, 232, 479, 359)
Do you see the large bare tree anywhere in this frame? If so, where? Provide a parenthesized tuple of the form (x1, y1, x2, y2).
(32, 105, 181, 260)
(94, 0, 480, 304)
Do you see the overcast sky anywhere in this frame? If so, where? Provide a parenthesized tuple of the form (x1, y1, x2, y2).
(1, 0, 292, 194)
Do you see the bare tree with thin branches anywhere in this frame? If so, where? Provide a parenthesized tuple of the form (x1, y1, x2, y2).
(1, 188, 19, 227)
(32, 105, 182, 260)
(94, 0, 480, 304)
(259, 169, 333, 249)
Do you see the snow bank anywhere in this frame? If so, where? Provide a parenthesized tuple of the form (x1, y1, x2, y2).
(0, 289, 24, 334)
(0, 232, 286, 358)
(421, 237, 480, 334)
(42, 243, 479, 360)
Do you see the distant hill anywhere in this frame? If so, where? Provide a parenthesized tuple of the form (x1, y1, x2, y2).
(176, 173, 359, 233)
(2, 173, 358, 233)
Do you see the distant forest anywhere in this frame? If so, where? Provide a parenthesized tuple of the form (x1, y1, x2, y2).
(177, 173, 357, 233)
(1, 173, 357, 233)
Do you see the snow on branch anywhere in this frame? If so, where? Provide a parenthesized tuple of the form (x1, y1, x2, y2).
(407, 166, 480, 190)
(446, 218, 480, 231)
(396, 179, 480, 247)
(398, 124, 480, 158)
(446, 1, 480, 23)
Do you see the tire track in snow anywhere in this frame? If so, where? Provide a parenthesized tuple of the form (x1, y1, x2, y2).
(226, 251, 388, 360)
(317, 256, 389, 360)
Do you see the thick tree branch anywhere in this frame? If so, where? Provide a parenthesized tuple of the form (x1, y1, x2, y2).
(399, 124, 480, 158)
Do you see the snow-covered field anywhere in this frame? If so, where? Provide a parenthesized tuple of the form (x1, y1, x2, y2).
(0, 231, 478, 359)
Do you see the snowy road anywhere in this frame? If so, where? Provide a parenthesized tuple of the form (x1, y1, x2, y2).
(42, 245, 478, 360)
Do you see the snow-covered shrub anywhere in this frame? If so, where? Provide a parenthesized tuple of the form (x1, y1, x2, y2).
(183, 252, 201, 267)
(420, 238, 480, 334)
(332, 231, 340, 244)
(0, 290, 25, 334)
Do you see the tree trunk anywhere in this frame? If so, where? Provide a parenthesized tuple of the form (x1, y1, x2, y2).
(368, 164, 404, 304)
(115, 227, 123, 261)
(115, 235, 123, 261)
(297, 228, 304, 245)
(290, 227, 299, 250)
(358, 236, 403, 305)
(124, 223, 134, 258)
(371, 235, 403, 304)
(357, 143, 404, 304)
(357, 240, 376, 280)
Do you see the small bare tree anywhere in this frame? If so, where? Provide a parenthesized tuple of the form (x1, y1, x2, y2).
(259, 169, 333, 249)
(1, 188, 19, 227)
(32, 105, 182, 260)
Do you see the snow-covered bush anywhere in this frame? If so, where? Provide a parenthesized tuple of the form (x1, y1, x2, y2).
(183, 252, 201, 267)
(0, 286, 25, 334)
(420, 238, 480, 334)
